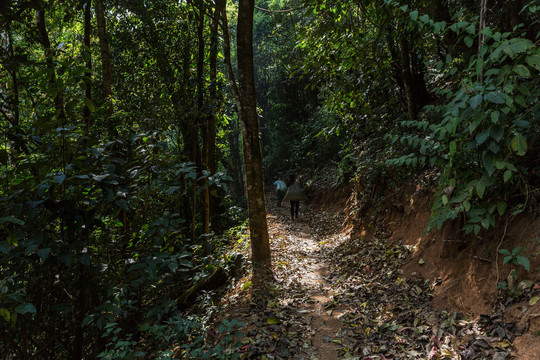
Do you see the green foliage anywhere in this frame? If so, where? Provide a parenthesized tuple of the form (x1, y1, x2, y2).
(499, 247, 531, 271)
(385, 5, 540, 233)
(0, 1, 245, 357)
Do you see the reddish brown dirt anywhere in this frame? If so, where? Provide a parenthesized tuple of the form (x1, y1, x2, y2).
(306, 182, 353, 214)
(340, 181, 540, 356)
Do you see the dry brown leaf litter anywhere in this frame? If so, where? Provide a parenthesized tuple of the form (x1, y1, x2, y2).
(213, 202, 523, 359)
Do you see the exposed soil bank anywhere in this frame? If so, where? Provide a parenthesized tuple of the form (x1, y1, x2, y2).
(326, 180, 540, 357)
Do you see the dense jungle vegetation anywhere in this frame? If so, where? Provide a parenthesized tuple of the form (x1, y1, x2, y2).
(0, 0, 539, 358)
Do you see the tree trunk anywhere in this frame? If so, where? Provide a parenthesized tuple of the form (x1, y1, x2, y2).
(36, 9, 66, 124)
(229, 116, 245, 198)
(208, 0, 220, 220)
(95, 0, 115, 135)
(197, 0, 210, 237)
(71, 264, 87, 360)
(399, 35, 418, 121)
(83, 1, 92, 139)
(236, 0, 271, 280)
(3, 24, 30, 158)
(218, 0, 244, 199)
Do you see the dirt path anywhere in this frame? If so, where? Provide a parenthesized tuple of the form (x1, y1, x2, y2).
(217, 200, 518, 359)
(267, 203, 348, 359)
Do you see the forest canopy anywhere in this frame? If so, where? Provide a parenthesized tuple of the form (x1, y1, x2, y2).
(0, 0, 539, 358)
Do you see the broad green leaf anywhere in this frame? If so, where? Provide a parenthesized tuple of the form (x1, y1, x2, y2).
(449, 141, 457, 155)
(476, 179, 486, 198)
(515, 95, 526, 107)
(37, 248, 51, 260)
(503, 38, 533, 58)
(498, 249, 511, 256)
(464, 36, 474, 48)
(15, 303, 37, 315)
(267, 317, 280, 324)
(483, 155, 496, 176)
(488, 140, 500, 154)
(167, 259, 178, 273)
(0, 216, 25, 225)
(518, 84, 531, 96)
(25, 244, 38, 256)
(490, 125, 504, 142)
(513, 65, 530, 78)
(516, 256, 530, 271)
(514, 119, 529, 128)
(465, 24, 476, 34)
(0, 308, 10, 322)
(497, 202, 507, 216)
(84, 98, 96, 112)
(442, 195, 449, 205)
(409, 10, 418, 20)
(511, 133, 527, 155)
(485, 92, 505, 104)
(93, 174, 110, 182)
(494, 158, 506, 170)
(503, 170, 512, 183)
(512, 204, 524, 215)
(529, 297, 540, 306)
(78, 253, 91, 266)
(475, 129, 490, 145)
(526, 54, 540, 70)
(167, 186, 181, 195)
(490, 110, 500, 123)
(470, 94, 482, 109)
(54, 174, 66, 184)
(433, 21, 445, 33)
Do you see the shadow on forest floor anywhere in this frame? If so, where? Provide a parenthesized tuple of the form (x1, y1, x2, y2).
(213, 198, 517, 359)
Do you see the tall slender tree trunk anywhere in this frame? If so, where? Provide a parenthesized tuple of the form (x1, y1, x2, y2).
(236, 0, 271, 280)
(219, 0, 271, 277)
(83, 1, 92, 139)
(4, 25, 30, 158)
(95, 0, 115, 136)
(196, 0, 211, 237)
(36, 10, 66, 124)
(72, 4, 92, 359)
(207, 1, 220, 217)
(229, 116, 245, 198)
(217, 0, 244, 200)
(399, 35, 418, 121)
(7, 27, 19, 127)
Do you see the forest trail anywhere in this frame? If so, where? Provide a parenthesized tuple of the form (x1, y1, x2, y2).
(218, 198, 519, 359)
(266, 201, 348, 360)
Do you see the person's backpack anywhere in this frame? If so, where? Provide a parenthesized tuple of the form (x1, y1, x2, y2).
(283, 181, 307, 201)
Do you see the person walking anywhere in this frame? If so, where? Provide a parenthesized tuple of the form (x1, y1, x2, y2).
(273, 176, 287, 207)
(283, 173, 306, 220)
